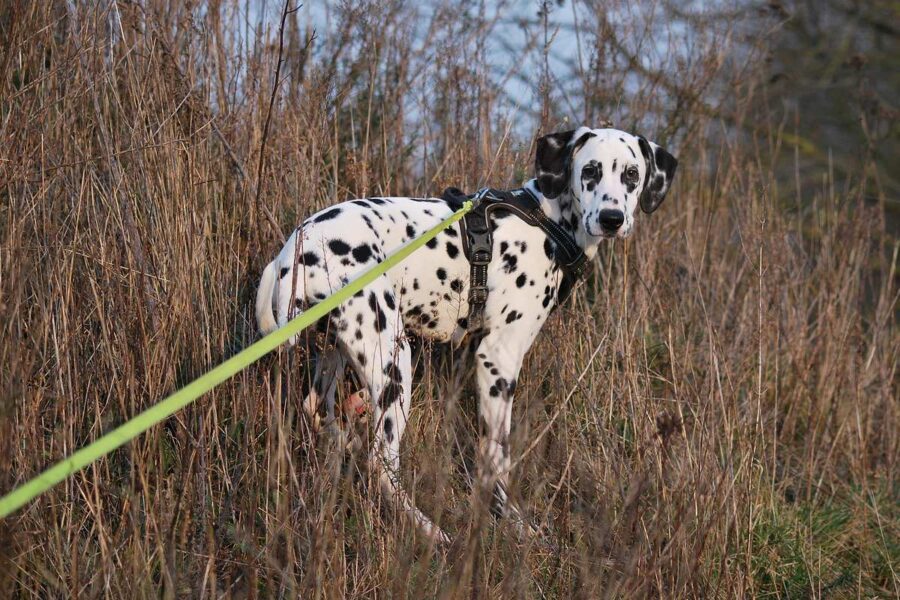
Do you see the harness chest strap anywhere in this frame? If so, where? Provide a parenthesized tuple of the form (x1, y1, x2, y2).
(442, 187, 589, 333)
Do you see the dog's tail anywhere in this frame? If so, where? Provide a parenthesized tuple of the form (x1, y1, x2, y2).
(255, 259, 279, 335)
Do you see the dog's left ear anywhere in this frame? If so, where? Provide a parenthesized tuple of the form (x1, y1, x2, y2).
(535, 126, 596, 199)
(637, 137, 678, 214)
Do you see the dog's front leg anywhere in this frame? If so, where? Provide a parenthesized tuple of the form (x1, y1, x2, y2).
(474, 331, 535, 533)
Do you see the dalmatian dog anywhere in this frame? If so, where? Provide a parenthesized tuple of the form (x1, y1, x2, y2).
(255, 127, 677, 543)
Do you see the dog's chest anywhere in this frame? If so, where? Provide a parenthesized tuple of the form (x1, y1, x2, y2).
(391, 209, 561, 342)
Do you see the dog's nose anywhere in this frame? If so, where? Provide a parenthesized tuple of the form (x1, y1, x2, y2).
(598, 209, 625, 232)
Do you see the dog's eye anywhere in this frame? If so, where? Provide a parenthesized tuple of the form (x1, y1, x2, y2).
(626, 166, 640, 182)
(582, 164, 598, 178)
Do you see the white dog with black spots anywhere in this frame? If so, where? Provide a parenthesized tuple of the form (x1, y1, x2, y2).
(255, 126, 678, 543)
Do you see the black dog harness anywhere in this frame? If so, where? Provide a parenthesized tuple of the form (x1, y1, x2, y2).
(441, 186, 589, 332)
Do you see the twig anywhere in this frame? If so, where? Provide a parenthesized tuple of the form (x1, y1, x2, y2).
(70, 2, 160, 331)
(253, 1, 311, 246)
(511, 333, 609, 470)
(152, 31, 249, 184)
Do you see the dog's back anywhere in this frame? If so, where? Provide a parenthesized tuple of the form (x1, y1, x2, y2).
(255, 196, 473, 343)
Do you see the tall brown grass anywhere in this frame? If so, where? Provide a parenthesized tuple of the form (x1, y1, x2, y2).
(1, 1, 896, 598)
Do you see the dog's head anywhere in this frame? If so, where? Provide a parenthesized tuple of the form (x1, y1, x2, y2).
(534, 126, 678, 239)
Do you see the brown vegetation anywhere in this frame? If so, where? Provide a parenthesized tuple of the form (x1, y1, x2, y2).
(1, 1, 896, 597)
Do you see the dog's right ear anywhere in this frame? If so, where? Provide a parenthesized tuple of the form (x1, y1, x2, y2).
(535, 127, 595, 199)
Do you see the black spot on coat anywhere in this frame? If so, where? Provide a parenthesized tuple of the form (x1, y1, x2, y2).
(313, 208, 341, 223)
(379, 361, 403, 408)
(352, 244, 373, 263)
(329, 239, 351, 255)
(368, 292, 388, 332)
(543, 238, 555, 260)
(501, 253, 518, 273)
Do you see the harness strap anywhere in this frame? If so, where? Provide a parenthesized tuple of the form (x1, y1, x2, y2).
(443, 186, 589, 333)
(458, 188, 493, 331)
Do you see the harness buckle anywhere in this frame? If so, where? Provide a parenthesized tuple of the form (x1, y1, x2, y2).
(567, 256, 589, 280)
(471, 249, 491, 265)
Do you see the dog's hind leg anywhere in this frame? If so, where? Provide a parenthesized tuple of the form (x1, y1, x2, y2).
(367, 335, 449, 544)
(335, 283, 449, 543)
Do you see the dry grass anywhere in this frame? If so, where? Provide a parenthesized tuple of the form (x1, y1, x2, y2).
(1, 1, 897, 598)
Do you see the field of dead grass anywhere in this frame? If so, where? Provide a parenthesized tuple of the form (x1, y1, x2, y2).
(1, 1, 896, 598)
